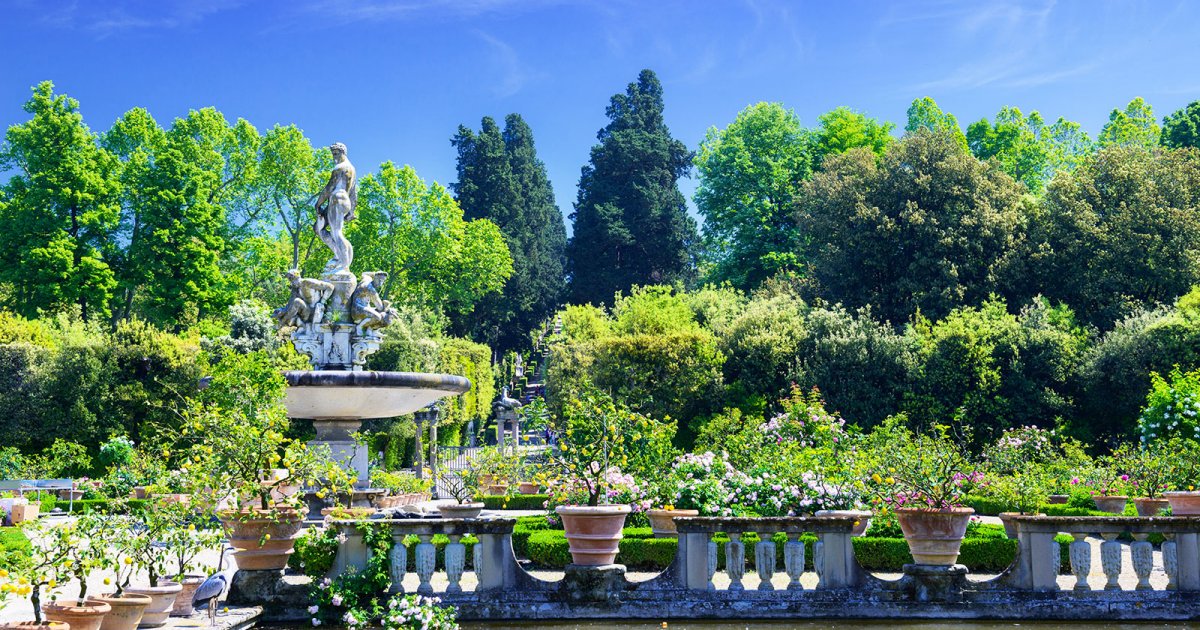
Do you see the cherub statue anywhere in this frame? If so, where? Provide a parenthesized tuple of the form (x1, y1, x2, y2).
(274, 269, 335, 329)
(350, 271, 398, 335)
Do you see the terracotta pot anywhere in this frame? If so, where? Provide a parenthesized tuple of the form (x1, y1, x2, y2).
(58, 490, 86, 501)
(438, 503, 484, 519)
(219, 509, 304, 571)
(1093, 496, 1129, 514)
(556, 504, 630, 565)
(485, 484, 509, 496)
(518, 482, 539, 494)
(1046, 494, 1069, 505)
(94, 593, 151, 630)
(0, 623, 70, 630)
(121, 583, 181, 629)
(1164, 491, 1200, 516)
(1133, 497, 1170, 517)
(169, 575, 206, 616)
(815, 509, 873, 537)
(131, 487, 148, 500)
(895, 507, 974, 566)
(646, 508, 699, 538)
(42, 599, 112, 630)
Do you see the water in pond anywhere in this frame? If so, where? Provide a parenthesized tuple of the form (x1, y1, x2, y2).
(460, 622, 1200, 629)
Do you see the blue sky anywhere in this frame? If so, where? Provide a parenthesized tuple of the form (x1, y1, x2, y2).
(4, 0, 1199, 227)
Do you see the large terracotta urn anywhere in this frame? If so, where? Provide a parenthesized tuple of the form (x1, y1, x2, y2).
(93, 593, 151, 630)
(437, 503, 484, 519)
(220, 509, 304, 571)
(556, 504, 630, 565)
(41, 599, 111, 630)
(895, 507, 974, 566)
(1133, 497, 1170, 516)
(121, 584, 181, 629)
(1164, 491, 1200, 515)
(169, 575, 206, 616)
(1093, 496, 1129, 514)
(647, 508, 699, 538)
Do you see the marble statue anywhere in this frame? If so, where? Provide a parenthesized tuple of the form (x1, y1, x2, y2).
(275, 269, 335, 329)
(314, 142, 357, 277)
(350, 271, 399, 335)
(277, 143, 397, 371)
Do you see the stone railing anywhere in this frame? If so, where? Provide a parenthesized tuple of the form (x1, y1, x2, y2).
(238, 514, 1200, 622)
(1003, 515, 1200, 592)
(673, 516, 861, 591)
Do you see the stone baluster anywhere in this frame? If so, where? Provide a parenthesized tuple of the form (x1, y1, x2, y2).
(784, 533, 806, 591)
(1130, 533, 1154, 591)
(706, 538, 718, 591)
(1100, 533, 1122, 591)
(755, 532, 776, 591)
(388, 537, 409, 593)
(1069, 532, 1092, 591)
(415, 534, 436, 595)
(813, 539, 824, 582)
(726, 533, 746, 591)
(1163, 534, 1178, 590)
(445, 534, 465, 594)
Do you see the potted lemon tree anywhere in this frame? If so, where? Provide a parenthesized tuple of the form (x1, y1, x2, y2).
(2, 518, 83, 630)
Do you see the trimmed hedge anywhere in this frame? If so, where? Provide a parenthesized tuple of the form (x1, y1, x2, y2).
(480, 494, 551, 510)
(60, 499, 148, 514)
(0, 526, 30, 567)
(513, 515, 550, 558)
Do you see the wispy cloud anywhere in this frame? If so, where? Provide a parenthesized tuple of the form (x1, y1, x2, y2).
(475, 31, 540, 98)
(299, 0, 565, 24)
(38, 0, 243, 37)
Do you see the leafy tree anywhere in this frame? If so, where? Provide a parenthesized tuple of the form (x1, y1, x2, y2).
(693, 103, 812, 289)
(1162, 100, 1200, 149)
(966, 107, 1091, 194)
(0, 82, 121, 321)
(796, 130, 1025, 324)
(567, 69, 696, 306)
(348, 161, 512, 315)
(813, 106, 894, 166)
(1098, 97, 1160, 149)
(256, 125, 329, 270)
(905, 298, 1085, 450)
(905, 97, 967, 150)
(450, 114, 566, 351)
(1027, 146, 1200, 328)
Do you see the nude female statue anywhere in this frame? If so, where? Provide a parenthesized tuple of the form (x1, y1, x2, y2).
(314, 142, 357, 275)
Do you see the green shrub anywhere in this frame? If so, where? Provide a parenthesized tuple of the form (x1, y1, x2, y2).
(512, 515, 551, 558)
(480, 494, 550, 511)
(0, 526, 30, 568)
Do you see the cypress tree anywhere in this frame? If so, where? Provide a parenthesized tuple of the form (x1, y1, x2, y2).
(450, 115, 567, 351)
(567, 69, 696, 306)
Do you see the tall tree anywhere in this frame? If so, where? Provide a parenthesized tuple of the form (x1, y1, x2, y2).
(1098, 97, 1160, 149)
(1162, 100, 1200, 149)
(968, 107, 1092, 193)
(813, 106, 894, 166)
(126, 109, 258, 328)
(256, 124, 329, 270)
(0, 82, 121, 321)
(102, 107, 166, 323)
(449, 114, 566, 351)
(567, 69, 696, 306)
(905, 97, 967, 150)
(693, 102, 812, 289)
(349, 161, 513, 316)
(796, 130, 1025, 325)
(1026, 146, 1200, 328)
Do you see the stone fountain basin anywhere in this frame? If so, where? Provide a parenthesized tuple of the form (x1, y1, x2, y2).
(285, 370, 471, 420)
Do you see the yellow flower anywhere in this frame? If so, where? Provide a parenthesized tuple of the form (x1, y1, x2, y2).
(885, 477, 895, 485)
(871, 473, 882, 484)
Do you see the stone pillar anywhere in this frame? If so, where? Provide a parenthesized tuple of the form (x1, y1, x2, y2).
(413, 414, 425, 478)
(1178, 532, 1200, 591)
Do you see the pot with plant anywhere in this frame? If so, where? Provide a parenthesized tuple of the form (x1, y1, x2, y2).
(160, 517, 222, 617)
(1074, 461, 1132, 514)
(34, 515, 113, 630)
(0, 519, 74, 630)
(542, 390, 668, 565)
(646, 452, 729, 537)
(1118, 445, 1173, 516)
(1163, 437, 1200, 515)
(866, 422, 980, 566)
(437, 467, 484, 519)
(172, 353, 342, 572)
(92, 515, 152, 630)
(988, 471, 1051, 538)
(109, 506, 186, 629)
(370, 470, 432, 508)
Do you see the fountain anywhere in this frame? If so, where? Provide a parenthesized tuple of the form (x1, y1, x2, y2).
(274, 142, 470, 516)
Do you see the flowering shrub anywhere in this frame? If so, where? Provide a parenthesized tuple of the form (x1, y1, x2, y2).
(544, 467, 649, 515)
(660, 452, 741, 515)
(982, 426, 1057, 474)
(759, 387, 848, 449)
(382, 594, 459, 630)
(1070, 461, 1132, 497)
(1139, 368, 1200, 444)
(309, 523, 392, 629)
